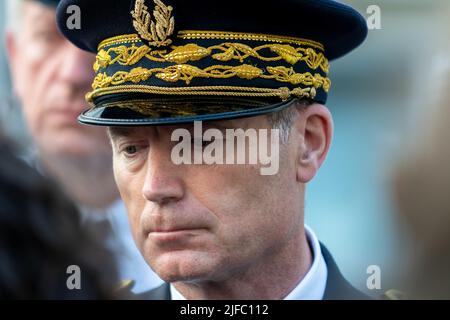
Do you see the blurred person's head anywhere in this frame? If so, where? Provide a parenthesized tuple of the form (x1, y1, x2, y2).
(5, 0, 110, 159)
(393, 68, 450, 299)
(0, 138, 119, 299)
(5, 0, 119, 209)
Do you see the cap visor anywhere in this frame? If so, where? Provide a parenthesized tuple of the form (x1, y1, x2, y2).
(79, 97, 297, 126)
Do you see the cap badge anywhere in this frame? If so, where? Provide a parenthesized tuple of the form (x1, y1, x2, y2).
(131, 0, 175, 48)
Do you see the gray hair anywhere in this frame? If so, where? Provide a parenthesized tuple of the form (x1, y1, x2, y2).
(267, 99, 312, 144)
(6, 0, 25, 37)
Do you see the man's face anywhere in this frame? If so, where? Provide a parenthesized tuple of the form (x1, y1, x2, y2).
(110, 116, 304, 283)
(7, 1, 110, 157)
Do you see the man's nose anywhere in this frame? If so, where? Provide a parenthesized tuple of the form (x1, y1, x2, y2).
(142, 148, 186, 206)
(58, 42, 95, 88)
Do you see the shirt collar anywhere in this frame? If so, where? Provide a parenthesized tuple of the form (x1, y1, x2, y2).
(170, 224, 328, 300)
(170, 283, 187, 301)
(283, 225, 328, 300)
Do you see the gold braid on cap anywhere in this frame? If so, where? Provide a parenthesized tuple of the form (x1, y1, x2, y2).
(93, 40, 329, 73)
(87, 0, 331, 103)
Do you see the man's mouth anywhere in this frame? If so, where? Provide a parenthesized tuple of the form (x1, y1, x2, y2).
(148, 228, 207, 244)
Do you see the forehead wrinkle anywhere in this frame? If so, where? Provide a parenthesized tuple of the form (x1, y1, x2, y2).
(202, 118, 256, 131)
(107, 116, 261, 141)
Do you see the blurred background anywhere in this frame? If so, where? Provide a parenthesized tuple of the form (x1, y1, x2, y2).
(306, 0, 450, 294)
(0, 0, 449, 296)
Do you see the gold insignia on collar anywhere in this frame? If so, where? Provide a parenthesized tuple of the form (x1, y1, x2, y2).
(131, 0, 175, 47)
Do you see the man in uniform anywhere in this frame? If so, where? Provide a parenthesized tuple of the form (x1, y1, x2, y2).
(56, 0, 369, 299)
(5, 0, 162, 293)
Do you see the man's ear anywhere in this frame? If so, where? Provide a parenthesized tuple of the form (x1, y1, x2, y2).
(295, 103, 334, 183)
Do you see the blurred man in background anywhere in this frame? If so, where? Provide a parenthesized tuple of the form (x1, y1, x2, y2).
(4, 0, 162, 293)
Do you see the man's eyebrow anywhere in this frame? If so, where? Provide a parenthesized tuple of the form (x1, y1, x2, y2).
(107, 127, 136, 139)
(200, 123, 228, 131)
(202, 119, 251, 131)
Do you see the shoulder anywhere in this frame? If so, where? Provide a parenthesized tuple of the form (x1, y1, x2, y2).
(114, 281, 170, 300)
(321, 244, 372, 300)
(133, 283, 171, 300)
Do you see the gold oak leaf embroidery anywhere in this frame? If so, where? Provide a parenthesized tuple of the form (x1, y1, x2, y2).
(131, 0, 175, 47)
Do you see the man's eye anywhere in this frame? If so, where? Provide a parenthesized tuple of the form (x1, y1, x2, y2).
(126, 146, 137, 154)
(123, 145, 138, 156)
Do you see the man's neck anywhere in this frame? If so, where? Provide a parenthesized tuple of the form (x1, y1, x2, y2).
(173, 228, 312, 300)
(39, 152, 119, 210)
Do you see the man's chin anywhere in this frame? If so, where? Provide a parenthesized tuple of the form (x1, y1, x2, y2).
(150, 251, 221, 283)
